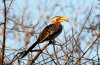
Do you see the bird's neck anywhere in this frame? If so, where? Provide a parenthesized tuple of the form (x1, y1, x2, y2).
(51, 22, 61, 25)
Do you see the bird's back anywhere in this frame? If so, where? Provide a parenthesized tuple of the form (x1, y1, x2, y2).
(37, 23, 63, 43)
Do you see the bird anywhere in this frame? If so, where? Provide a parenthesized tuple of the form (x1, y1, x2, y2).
(21, 16, 69, 58)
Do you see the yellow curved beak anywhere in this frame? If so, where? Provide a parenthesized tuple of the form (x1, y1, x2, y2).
(59, 16, 69, 22)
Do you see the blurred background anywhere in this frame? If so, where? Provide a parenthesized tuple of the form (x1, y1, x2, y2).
(0, 0, 100, 65)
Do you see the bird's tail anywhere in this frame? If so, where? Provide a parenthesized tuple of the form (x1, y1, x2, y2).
(21, 40, 39, 58)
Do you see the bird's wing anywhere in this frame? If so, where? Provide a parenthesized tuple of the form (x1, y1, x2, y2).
(38, 24, 62, 42)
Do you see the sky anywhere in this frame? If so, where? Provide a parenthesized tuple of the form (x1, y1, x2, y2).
(0, 0, 100, 65)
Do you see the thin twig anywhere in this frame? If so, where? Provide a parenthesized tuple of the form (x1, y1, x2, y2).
(53, 44, 60, 65)
(74, 36, 99, 65)
(74, 4, 93, 65)
(28, 41, 52, 65)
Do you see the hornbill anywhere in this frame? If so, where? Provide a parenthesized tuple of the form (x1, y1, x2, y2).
(21, 16, 69, 58)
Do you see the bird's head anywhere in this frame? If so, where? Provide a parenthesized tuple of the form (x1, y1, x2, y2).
(50, 16, 69, 24)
